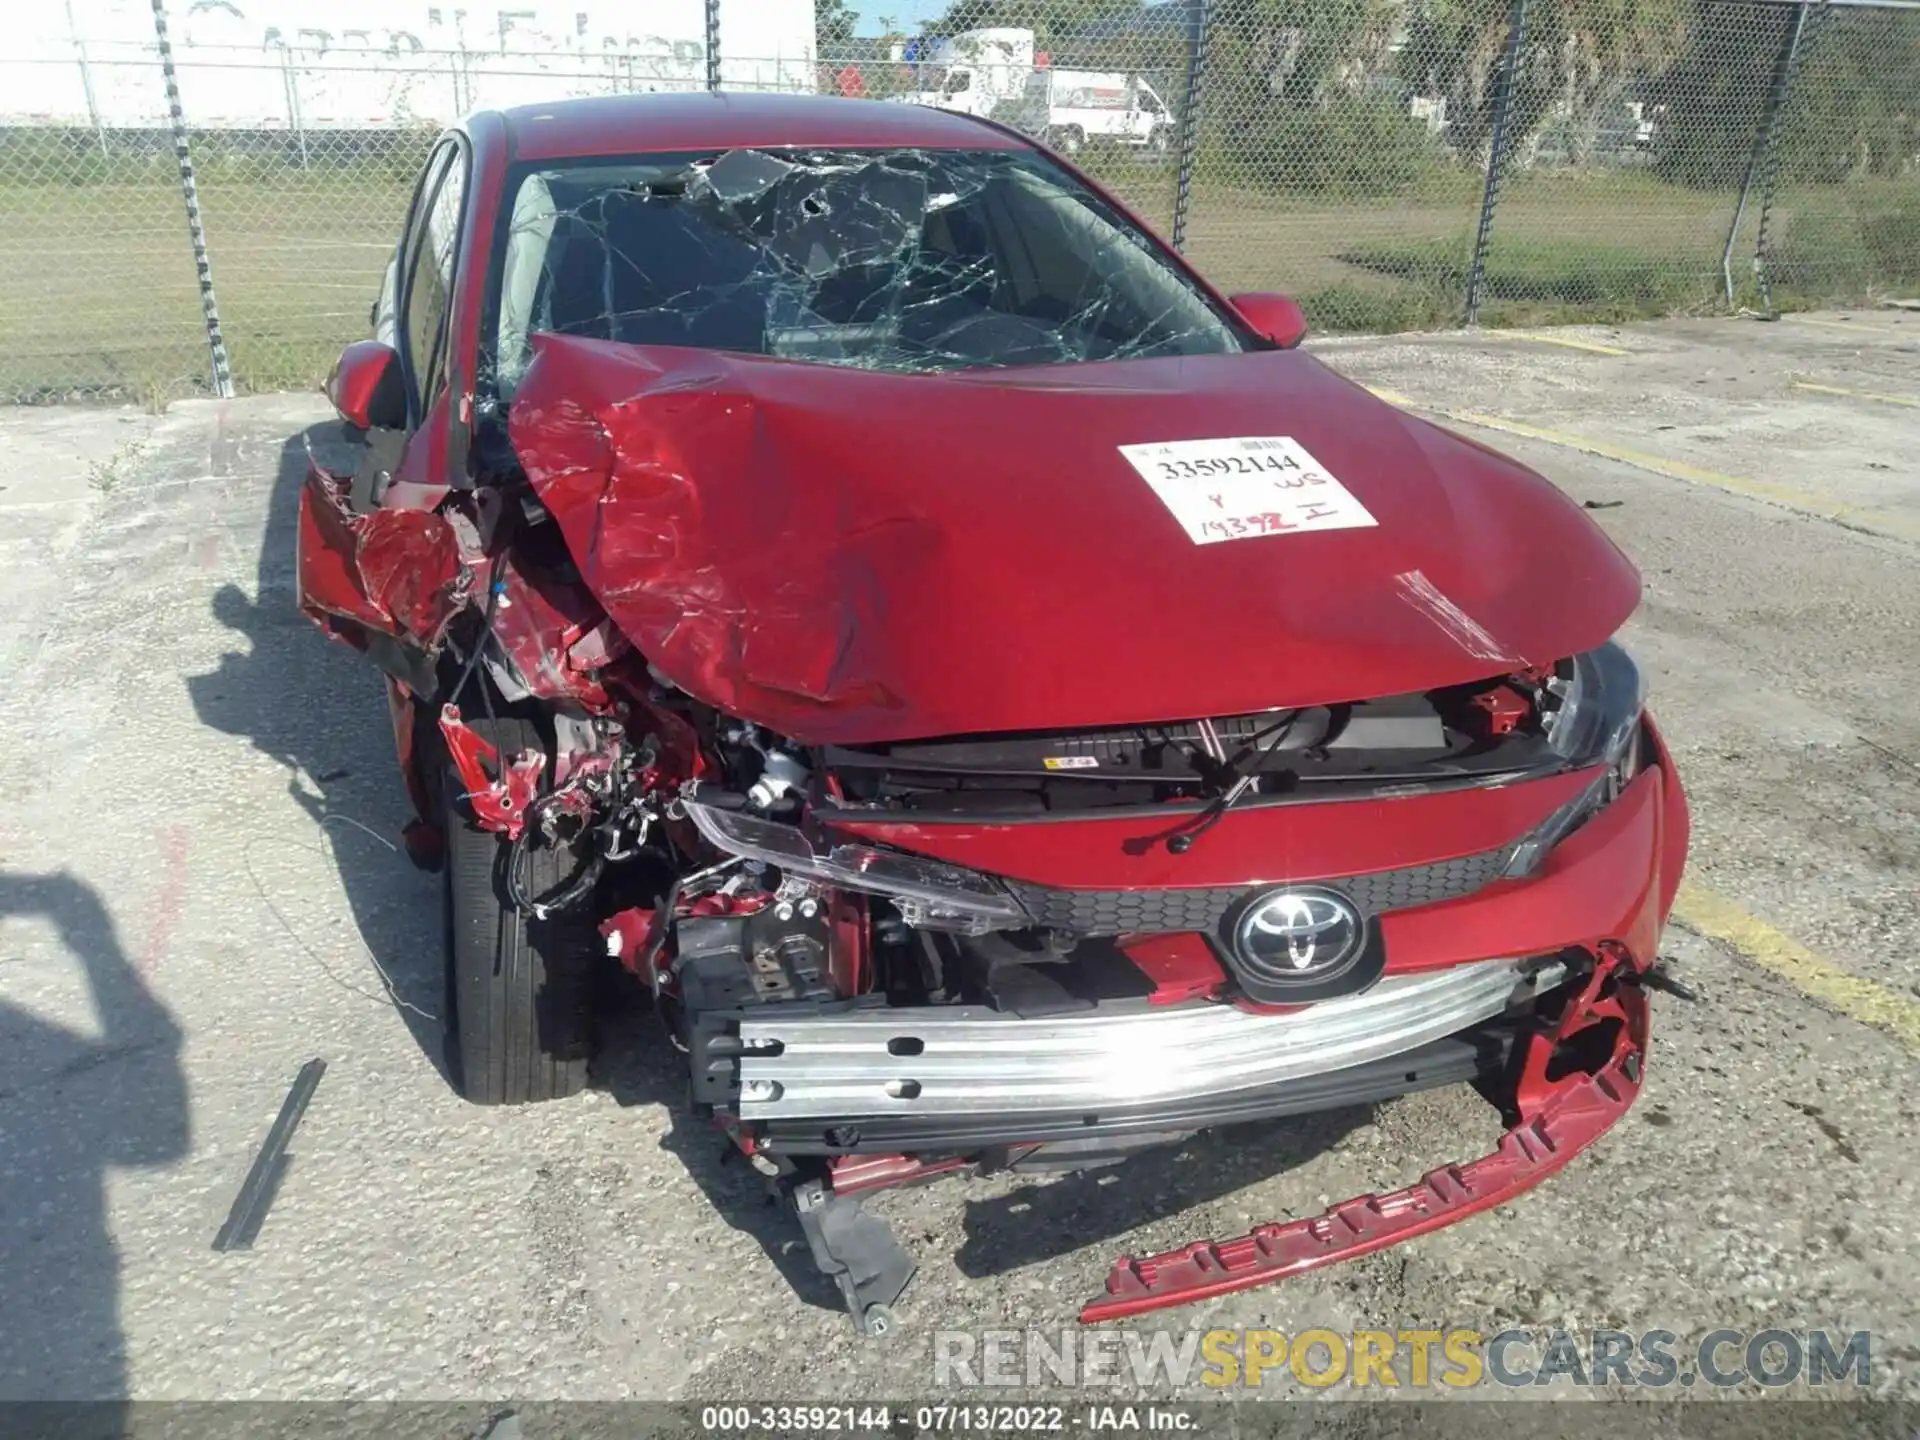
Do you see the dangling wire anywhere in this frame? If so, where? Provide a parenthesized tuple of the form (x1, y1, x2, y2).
(450, 572, 507, 709)
(504, 821, 606, 919)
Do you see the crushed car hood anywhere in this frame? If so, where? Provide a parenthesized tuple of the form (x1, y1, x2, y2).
(508, 335, 1640, 743)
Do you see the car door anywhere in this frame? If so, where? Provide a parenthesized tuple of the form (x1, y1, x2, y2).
(297, 136, 474, 694)
(387, 136, 471, 504)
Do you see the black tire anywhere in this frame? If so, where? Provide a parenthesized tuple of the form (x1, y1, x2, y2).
(442, 715, 596, 1104)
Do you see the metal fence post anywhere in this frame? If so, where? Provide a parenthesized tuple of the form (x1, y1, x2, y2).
(1464, 0, 1529, 327)
(1169, 0, 1210, 253)
(149, 0, 234, 398)
(1720, 2, 1811, 307)
(705, 0, 722, 91)
(279, 43, 311, 168)
(1753, 0, 1832, 316)
(66, 0, 111, 159)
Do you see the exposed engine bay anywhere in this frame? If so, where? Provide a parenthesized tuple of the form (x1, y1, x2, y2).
(428, 565, 1595, 997)
(421, 504, 1636, 1055)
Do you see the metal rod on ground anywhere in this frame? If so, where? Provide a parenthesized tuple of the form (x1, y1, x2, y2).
(1754, 0, 1831, 317)
(1464, 0, 1529, 327)
(1169, 0, 1210, 253)
(212, 1058, 327, 1251)
(148, 0, 234, 398)
(705, 0, 722, 92)
(1721, 2, 1810, 307)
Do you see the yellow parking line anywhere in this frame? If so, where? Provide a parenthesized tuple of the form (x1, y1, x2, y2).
(1364, 386, 1920, 545)
(1787, 315, 1904, 336)
(1366, 387, 1419, 408)
(1491, 330, 1631, 356)
(1793, 379, 1920, 409)
(1674, 882, 1920, 1057)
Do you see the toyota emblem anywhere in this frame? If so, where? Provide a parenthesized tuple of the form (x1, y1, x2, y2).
(1232, 887, 1364, 980)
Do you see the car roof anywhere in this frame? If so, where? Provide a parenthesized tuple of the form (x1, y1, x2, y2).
(498, 92, 1031, 163)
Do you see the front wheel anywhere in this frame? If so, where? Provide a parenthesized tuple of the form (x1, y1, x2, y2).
(441, 716, 597, 1104)
(1053, 125, 1086, 156)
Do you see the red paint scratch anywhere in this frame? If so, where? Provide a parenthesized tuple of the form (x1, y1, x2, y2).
(140, 827, 191, 973)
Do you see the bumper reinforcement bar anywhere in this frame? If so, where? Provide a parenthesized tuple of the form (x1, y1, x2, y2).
(735, 957, 1561, 1122)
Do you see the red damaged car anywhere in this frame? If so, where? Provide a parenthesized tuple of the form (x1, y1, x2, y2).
(300, 92, 1689, 1334)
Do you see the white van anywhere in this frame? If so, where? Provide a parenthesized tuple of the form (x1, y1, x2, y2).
(998, 68, 1174, 155)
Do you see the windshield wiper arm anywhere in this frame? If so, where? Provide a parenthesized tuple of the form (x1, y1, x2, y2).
(1165, 713, 1301, 855)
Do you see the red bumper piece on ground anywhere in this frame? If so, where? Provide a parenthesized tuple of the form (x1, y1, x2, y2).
(1081, 951, 1649, 1323)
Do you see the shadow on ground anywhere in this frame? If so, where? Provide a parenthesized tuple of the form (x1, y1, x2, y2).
(0, 870, 189, 1404)
(596, 1007, 852, 1314)
(951, 1108, 1365, 1282)
(185, 424, 447, 1081)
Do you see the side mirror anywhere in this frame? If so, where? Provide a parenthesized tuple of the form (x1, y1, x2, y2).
(327, 340, 406, 431)
(1229, 292, 1309, 350)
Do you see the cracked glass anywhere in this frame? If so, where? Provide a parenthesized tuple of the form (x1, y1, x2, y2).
(485, 147, 1249, 397)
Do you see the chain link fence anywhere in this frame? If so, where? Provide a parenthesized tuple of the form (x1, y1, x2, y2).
(2, 0, 1916, 405)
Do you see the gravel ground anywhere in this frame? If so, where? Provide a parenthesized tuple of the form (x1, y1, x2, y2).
(1, 309, 1916, 1408)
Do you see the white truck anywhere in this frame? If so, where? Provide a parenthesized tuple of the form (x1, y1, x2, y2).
(3, 0, 815, 130)
(899, 27, 1036, 119)
(1001, 67, 1174, 155)
(899, 27, 1173, 156)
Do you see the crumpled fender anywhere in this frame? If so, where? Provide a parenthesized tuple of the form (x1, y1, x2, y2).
(296, 460, 468, 676)
(508, 336, 902, 736)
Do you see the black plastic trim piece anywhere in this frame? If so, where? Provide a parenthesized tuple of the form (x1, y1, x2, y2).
(790, 1179, 917, 1337)
(813, 761, 1568, 827)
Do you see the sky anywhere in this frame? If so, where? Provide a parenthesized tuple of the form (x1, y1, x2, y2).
(848, 0, 944, 37)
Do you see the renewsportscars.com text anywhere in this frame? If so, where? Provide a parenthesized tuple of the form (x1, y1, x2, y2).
(932, 1327, 1872, 1390)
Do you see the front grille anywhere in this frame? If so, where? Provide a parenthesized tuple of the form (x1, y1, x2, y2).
(1004, 844, 1513, 935)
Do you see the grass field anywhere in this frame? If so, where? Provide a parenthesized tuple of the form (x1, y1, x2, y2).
(1171, 168, 1920, 331)
(2, 161, 1913, 405)
(0, 177, 411, 405)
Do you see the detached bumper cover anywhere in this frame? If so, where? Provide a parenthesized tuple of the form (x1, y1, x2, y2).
(1076, 745, 1681, 1321)
(1081, 944, 1651, 1322)
(734, 957, 1561, 1123)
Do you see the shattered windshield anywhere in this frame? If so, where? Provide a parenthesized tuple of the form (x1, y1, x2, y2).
(485, 147, 1248, 394)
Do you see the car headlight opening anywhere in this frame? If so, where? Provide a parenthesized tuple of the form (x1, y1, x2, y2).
(1503, 641, 1648, 878)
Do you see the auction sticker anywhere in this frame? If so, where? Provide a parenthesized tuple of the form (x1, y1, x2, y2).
(1118, 436, 1377, 546)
